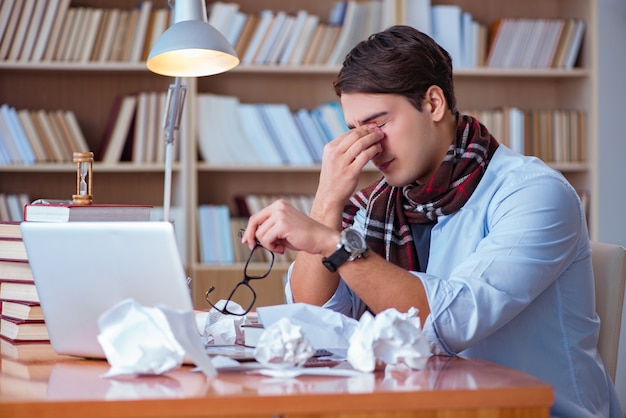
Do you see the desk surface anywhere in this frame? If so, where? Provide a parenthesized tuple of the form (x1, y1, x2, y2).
(1, 342, 553, 418)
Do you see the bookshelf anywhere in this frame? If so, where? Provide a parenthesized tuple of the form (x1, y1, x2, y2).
(0, 0, 597, 310)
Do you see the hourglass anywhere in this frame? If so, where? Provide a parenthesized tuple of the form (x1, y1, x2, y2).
(72, 152, 93, 205)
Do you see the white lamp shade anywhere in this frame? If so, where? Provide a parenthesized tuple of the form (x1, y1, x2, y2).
(146, 20, 239, 77)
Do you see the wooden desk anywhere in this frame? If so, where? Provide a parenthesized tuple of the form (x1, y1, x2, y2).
(0, 343, 553, 418)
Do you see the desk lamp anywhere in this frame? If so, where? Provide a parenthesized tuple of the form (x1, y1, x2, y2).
(146, 0, 239, 222)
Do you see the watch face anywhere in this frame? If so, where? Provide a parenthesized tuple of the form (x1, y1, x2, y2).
(344, 229, 365, 252)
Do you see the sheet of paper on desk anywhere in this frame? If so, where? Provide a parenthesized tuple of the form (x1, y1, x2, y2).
(256, 303, 359, 350)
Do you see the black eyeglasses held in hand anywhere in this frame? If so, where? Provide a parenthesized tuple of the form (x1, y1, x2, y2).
(204, 231, 274, 316)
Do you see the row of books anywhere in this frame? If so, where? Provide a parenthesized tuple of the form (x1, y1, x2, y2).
(100, 92, 178, 164)
(0, 0, 166, 63)
(0, 104, 89, 165)
(0, 221, 47, 344)
(197, 93, 348, 166)
(212, 0, 486, 69)
(197, 194, 314, 265)
(463, 108, 587, 164)
(486, 18, 585, 69)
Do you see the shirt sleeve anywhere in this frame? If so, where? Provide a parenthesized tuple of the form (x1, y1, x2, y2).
(418, 171, 586, 354)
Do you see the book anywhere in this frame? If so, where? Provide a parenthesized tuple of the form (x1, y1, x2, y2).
(7, 0, 35, 61)
(23, 202, 152, 223)
(0, 221, 21, 239)
(41, 0, 71, 62)
(0, 316, 48, 342)
(0, 259, 33, 282)
(17, 0, 46, 61)
(101, 94, 137, 164)
(16, 109, 47, 162)
(128, 0, 153, 63)
(0, 0, 23, 60)
(78, 8, 104, 63)
(0, 238, 28, 262)
(1, 300, 43, 322)
(0, 338, 61, 362)
(0, 281, 38, 303)
(95, 8, 121, 62)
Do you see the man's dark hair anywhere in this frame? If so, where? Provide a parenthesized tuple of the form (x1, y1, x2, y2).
(333, 25, 457, 114)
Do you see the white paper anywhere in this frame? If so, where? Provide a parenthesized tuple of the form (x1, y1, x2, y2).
(97, 298, 217, 377)
(257, 303, 359, 350)
(253, 317, 315, 367)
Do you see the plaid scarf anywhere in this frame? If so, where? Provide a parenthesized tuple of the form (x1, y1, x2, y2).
(342, 114, 499, 271)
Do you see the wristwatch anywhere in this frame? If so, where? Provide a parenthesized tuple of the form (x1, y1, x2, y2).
(322, 227, 369, 272)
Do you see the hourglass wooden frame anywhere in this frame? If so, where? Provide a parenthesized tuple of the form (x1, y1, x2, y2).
(72, 152, 94, 205)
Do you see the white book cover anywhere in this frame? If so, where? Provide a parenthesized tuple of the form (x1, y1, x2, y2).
(288, 14, 320, 66)
(34, 110, 65, 162)
(431, 5, 462, 68)
(196, 94, 235, 164)
(0, 1, 16, 46)
(0, 0, 23, 60)
(41, 0, 71, 62)
(197, 205, 217, 264)
(16, 109, 46, 162)
(79, 8, 104, 63)
(278, 10, 308, 65)
(259, 104, 314, 165)
(128, 0, 153, 62)
(519, 20, 545, 68)
(97, 8, 121, 62)
(254, 11, 287, 64)
(564, 20, 585, 69)
(241, 9, 274, 65)
(327, 2, 370, 66)
(293, 108, 326, 163)
(217, 205, 234, 264)
(237, 104, 284, 165)
(224, 11, 247, 47)
(6, 106, 36, 164)
(0, 105, 27, 164)
(17, 0, 46, 61)
(102, 95, 137, 164)
(7, 0, 35, 61)
(266, 15, 294, 64)
(30, 0, 61, 62)
(216, 94, 262, 165)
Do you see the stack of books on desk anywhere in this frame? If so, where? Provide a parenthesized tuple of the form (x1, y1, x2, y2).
(0, 221, 48, 343)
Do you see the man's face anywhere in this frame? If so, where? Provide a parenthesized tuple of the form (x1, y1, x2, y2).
(341, 92, 447, 187)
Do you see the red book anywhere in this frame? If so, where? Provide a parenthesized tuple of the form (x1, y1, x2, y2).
(23, 202, 152, 223)
(0, 315, 48, 343)
(0, 237, 27, 261)
(0, 280, 39, 303)
(1, 300, 44, 322)
(0, 258, 33, 282)
(0, 221, 21, 239)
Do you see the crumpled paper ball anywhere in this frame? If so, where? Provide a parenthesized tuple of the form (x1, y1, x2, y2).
(253, 317, 316, 367)
(97, 299, 186, 377)
(347, 307, 432, 372)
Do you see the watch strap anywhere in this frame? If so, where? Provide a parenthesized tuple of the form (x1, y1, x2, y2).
(322, 246, 351, 272)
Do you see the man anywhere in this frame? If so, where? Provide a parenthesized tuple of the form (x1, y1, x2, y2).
(242, 26, 621, 417)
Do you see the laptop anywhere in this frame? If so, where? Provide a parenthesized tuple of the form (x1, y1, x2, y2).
(20, 221, 194, 359)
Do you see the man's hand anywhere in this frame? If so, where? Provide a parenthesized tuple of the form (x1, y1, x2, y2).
(312, 124, 383, 219)
(241, 200, 339, 257)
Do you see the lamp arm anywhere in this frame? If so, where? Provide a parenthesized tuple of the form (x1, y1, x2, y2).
(162, 77, 187, 222)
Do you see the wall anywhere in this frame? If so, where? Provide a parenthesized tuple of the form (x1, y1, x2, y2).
(598, 0, 626, 412)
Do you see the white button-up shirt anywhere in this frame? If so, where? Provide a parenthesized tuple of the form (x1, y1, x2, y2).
(286, 145, 622, 417)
